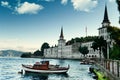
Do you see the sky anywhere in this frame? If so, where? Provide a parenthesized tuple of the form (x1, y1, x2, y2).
(0, 0, 119, 52)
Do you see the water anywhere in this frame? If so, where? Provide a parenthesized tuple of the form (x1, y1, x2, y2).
(0, 57, 95, 80)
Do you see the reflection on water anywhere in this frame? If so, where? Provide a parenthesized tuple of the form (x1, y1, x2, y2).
(23, 73, 48, 80)
(23, 73, 69, 80)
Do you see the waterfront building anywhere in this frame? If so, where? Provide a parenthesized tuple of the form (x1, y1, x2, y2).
(44, 27, 99, 59)
(44, 5, 111, 59)
(81, 41, 99, 58)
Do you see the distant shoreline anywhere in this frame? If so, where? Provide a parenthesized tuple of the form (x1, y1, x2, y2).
(21, 56, 83, 60)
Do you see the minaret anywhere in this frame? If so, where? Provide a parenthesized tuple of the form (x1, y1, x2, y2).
(58, 27, 66, 58)
(102, 5, 110, 27)
(98, 4, 111, 40)
(60, 27, 64, 39)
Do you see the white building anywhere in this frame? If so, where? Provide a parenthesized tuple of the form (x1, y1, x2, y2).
(81, 42, 99, 58)
(44, 28, 99, 59)
(44, 5, 111, 59)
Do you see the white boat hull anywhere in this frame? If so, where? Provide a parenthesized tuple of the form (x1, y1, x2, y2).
(22, 65, 69, 73)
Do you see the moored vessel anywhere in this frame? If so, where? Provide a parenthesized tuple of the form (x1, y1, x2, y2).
(22, 61, 69, 73)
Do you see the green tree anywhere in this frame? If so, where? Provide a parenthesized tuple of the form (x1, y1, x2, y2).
(91, 36, 107, 59)
(41, 42, 50, 54)
(110, 44, 120, 60)
(79, 46, 89, 57)
(107, 26, 120, 46)
(107, 26, 120, 60)
(33, 50, 42, 56)
(21, 52, 31, 58)
(116, 0, 120, 23)
(66, 36, 97, 45)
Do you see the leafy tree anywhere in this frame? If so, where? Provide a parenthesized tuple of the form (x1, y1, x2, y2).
(116, 0, 120, 23)
(79, 46, 89, 57)
(110, 44, 120, 60)
(91, 36, 107, 59)
(107, 26, 120, 47)
(66, 36, 97, 45)
(41, 42, 50, 54)
(107, 26, 120, 60)
(21, 52, 31, 58)
(33, 50, 42, 56)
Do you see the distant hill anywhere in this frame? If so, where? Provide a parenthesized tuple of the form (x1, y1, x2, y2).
(0, 50, 24, 57)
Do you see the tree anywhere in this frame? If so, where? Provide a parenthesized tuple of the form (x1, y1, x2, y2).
(107, 26, 120, 46)
(110, 44, 120, 60)
(21, 52, 32, 58)
(33, 50, 42, 56)
(41, 42, 50, 54)
(79, 46, 89, 58)
(107, 26, 120, 60)
(91, 36, 107, 59)
(66, 36, 97, 45)
(116, 0, 120, 23)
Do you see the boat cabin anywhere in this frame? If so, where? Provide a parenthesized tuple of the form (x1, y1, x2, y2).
(33, 61, 49, 70)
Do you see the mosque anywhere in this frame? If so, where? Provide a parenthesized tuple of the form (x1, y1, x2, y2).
(44, 5, 111, 59)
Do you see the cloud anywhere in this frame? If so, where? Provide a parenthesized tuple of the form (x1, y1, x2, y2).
(38, 0, 54, 2)
(1, 1, 11, 8)
(71, 0, 98, 12)
(45, 0, 54, 2)
(61, 0, 68, 5)
(109, 0, 115, 2)
(1, 1, 44, 15)
(1, 1, 9, 6)
(15, 2, 44, 14)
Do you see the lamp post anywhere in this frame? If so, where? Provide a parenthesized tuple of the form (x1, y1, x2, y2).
(107, 38, 111, 60)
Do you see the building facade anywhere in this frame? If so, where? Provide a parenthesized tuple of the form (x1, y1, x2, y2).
(44, 27, 99, 59)
(44, 5, 111, 59)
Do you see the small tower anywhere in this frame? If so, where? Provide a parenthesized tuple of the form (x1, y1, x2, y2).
(98, 4, 111, 40)
(60, 27, 64, 40)
(102, 5, 110, 27)
(58, 27, 66, 58)
(58, 27, 66, 46)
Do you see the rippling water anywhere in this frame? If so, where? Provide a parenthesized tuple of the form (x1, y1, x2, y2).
(0, 57, 95, 80)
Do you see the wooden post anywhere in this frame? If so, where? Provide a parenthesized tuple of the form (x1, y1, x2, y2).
(112, 60, 114, 75)
(106, 60, 108, 69)
(117, 61, 119, 77)
(104, 59, 105, 68)
(108, 60, 110, 71)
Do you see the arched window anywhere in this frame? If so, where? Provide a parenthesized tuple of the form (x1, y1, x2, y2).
(89, 55, 91, 57)
(92, 55, 94, 57)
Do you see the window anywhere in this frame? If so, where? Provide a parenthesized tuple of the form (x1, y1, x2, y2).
(101, 29, 103, 33)
(105, 29, 107, 33)
(99, 30, 101, 34)
(92, 55, 94, 57)
(95, 55, 96, 57)
(89, 55, 91, 57)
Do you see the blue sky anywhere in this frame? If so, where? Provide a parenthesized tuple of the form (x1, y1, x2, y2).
(0, 0, 119, 52)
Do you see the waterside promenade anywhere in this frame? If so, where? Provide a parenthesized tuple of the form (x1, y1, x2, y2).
(96, 59, 120, 80)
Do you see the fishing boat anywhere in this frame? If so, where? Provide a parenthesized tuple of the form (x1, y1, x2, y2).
(80, 59, 95, 65)
(22, 61, 69, 73)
